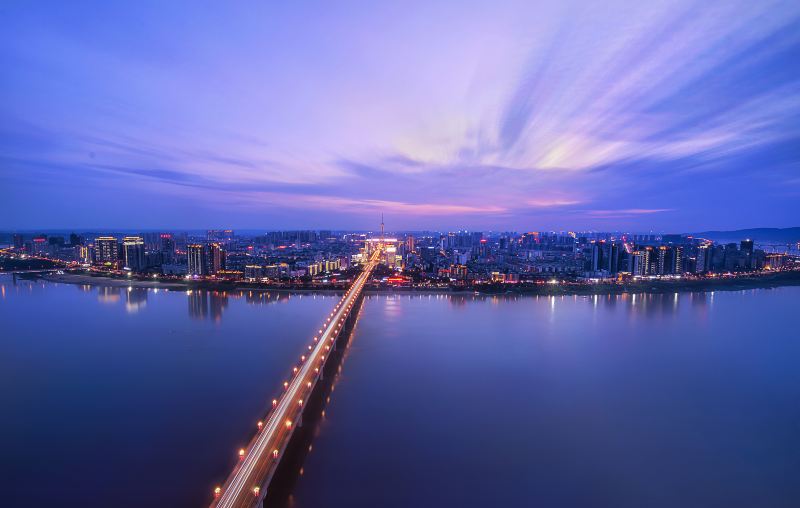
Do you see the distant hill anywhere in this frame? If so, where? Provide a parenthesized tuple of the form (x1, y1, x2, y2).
(689, 227, 800, 244)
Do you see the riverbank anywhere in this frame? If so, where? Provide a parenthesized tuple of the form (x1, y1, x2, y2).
(26, 269, 800, 297)
(489, 270, 800, 296)
(30, 272, 347, 293)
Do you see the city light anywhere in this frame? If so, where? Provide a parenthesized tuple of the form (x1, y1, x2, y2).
(206, 251, 381, 506)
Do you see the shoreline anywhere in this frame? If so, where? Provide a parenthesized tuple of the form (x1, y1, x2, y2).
(18, 270, 800, 297)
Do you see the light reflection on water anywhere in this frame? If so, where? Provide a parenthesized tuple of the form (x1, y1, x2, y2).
(1, 275, 798, 508)
(289, 287, 800, 508)
(0, 275, 339, 508)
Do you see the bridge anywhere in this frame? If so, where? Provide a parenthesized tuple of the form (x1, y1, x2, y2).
(209, 248, 381, 508)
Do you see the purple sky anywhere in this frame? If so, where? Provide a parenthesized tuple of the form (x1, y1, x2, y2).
(1, 0, 799, 231)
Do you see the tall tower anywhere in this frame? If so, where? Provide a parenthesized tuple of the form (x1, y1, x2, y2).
(380, 213, 385, 244)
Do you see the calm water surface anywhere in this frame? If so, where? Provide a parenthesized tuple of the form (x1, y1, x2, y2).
(292, 289, 800, 508)
(0, 276, 336, 507)
(1, 276, 799, 507)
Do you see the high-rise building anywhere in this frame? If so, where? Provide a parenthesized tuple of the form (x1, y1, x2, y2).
(740, 239, 754, 269)
(724, 243, 742, 271)
(765, 253, 786, 270)
(631, 251, 647, 276)
(187, 244, 206, 276)
(32, 236, 48, 255)
(244, 265, 265, 281)
(78, 245, 94, 264)
(591, 242, 604, 272)
(384, 245, 398, 268)
(644, 246, 655, 275)
(608, 243, 620, 274)
(206, 243, 224, 275)
(122, 236, 146, 272)
(307, 262, 322, 277)
(160, 234, 175, 264)
(451, 264, 468, 280)
(95, 237, 120, 264)
(405, 235, 415, 254)
(656, 245, 672, 275)
(673, 246, 683, 274)
(696, 244, 711, 273)
(12, 234, 24, 250)
(69, 233, 83, 246)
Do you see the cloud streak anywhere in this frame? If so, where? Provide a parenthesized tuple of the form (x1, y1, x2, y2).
(0, 0, 798, 229)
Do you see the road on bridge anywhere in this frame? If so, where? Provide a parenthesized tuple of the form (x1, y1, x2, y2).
(211, 249, 381, 508)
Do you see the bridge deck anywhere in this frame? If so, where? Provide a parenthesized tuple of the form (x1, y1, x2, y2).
(210, 250, 380, 508)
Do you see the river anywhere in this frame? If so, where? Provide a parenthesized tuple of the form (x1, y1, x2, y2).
(1, 275, 798, 507)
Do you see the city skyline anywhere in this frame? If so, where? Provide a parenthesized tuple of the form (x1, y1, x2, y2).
(2, 1, 799, 231)
(3, 3, 800, 507)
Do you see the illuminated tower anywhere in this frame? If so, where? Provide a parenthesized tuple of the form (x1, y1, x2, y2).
(95, 236, 119, 264)
(122, 236, 146, 272)
(187, 244, 206, 276)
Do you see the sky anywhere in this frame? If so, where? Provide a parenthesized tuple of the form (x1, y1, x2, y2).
(1, 0, 799, 232)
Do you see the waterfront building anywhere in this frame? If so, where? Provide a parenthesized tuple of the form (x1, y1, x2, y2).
(31, 236, 48, 255)
(160, 234, 176, 264)
(187, 244, 206, 276)
(122, 236, 146, 272)
(591, 242, 604, 272)
(765, 253, 786, 270)
(696, 244, 711, 273)
(673, 246, 683, 274)
(244, 265, 265, 281)
(451, 264, 468, 280)
(644, 246, 655, 275)
(78, 245, 94, 264)
(741, 239, 754, 269)
(162, 263, 188, 275)
(630, 251, 646, 276)
(724, 243, 742, 271)
(206, 243, 224, 275)
(95, 236, 119, 264)
(608, 243, 620, 274)
(657, 246, 670, 275)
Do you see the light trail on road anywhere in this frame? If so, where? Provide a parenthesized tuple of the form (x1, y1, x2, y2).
(210, 249, 380, 508)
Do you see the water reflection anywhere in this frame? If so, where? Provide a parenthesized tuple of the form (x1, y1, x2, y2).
(97, 286, 121, 304)
(0, 277, 731, 325)
(188, 290, 229, 321)
(289, 286, 800, 508)
(125, 287, 148, 313)
(245, 290, 292, 306)
(0, 274, 338, 508)
(362, 291, 719, 322)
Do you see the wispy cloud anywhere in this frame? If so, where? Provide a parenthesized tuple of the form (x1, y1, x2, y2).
(587, 209, 674, 218)
(1, 0, 798, 229)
